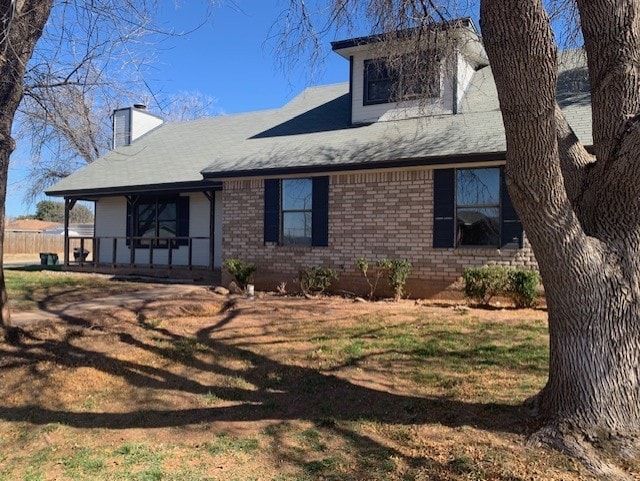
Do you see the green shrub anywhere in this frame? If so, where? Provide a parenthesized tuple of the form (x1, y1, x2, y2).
(299, 266, 338, 296)
(462, 266, 508, 305)
(223, 258, 257, 290)
(506, 269, 540, 308)
(463, 266, 541, 308)
(378, 259, 412, 301)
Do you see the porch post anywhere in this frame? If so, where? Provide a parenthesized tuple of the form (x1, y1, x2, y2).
(64, 198, 70, 266)
(126, 196, 138, 267)
(204, 191, 215, 271)
(63, 198, 76, 266)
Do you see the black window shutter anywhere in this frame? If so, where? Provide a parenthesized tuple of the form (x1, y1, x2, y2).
(500, 166, 524, 248)
(177, 196, 190, 246)
(433, 169, 455, 248)
(312, 176, 329, 247)
(126, 201, 132, 247)
(264, 179, 280, 244)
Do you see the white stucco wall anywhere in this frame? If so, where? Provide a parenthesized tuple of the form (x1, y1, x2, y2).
(131, 109, 163, 142)
(94, 196, 128, 264)
(455, 52, 476, 112)
(112, 108, 163, 148)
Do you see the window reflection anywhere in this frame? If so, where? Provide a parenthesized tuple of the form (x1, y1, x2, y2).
(135, 198, 178, 248)
(456, 168, 500, 246)
(282, 179, 312, 246)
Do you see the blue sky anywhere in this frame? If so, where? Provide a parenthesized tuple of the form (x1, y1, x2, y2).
(6, 1, 351, 218)
(151, 1, 350, 113)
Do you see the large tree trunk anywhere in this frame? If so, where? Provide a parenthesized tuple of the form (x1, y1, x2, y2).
(0, 145, 11, 327)
(481, 0, 640, 475)
(0, 0, 53, 330)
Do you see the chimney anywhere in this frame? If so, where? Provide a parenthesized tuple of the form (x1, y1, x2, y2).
(112, 105, 163, 149)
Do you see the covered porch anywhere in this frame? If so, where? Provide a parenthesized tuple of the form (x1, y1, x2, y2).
(60, 187, 223, 282)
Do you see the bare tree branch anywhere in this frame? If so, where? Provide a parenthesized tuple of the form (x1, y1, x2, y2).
(13, 0, 216, 201)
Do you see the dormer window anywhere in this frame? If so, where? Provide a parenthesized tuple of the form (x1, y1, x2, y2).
(363, 56, 441, 106)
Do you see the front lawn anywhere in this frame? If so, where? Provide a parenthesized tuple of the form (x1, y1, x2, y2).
(0, 290, 604, 480)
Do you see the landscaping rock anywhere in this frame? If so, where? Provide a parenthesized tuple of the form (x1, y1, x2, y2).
(213, 286, 230, 296)
(228, 281, 242, 294)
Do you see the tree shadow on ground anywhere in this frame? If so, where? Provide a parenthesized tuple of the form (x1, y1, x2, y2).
(0, 298, 542, 479)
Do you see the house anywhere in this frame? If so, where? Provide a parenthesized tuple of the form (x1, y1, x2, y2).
(45, 19, 592, 297)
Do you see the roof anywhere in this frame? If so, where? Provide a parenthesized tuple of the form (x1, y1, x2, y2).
(46, 50, 592, 197)
(330, 18, 477, 51)
(5, 219, 62, 232)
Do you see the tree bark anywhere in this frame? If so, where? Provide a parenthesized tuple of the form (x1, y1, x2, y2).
(0, 0, 54, 329)
(481, 0, 640, 474)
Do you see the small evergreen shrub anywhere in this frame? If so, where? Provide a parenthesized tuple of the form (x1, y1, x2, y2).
(299, 266, 338, 296)
(506, 269, 540, 308)
(463, 266, 541, 307)
(378, 258, 412, 301)
(223, 258, 257, 290)
(462, 266, 508, 305)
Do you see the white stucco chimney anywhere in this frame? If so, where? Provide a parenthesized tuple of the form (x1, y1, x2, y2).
(112, 105, 163, 149)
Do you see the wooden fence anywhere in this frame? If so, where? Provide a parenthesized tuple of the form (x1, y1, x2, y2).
(4, 232, 66, 254)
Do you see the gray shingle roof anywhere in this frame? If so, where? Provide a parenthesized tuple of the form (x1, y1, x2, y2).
(46, 54, 592, 196)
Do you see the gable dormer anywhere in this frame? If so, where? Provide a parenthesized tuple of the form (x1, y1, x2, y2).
(331, 18, 488, 124)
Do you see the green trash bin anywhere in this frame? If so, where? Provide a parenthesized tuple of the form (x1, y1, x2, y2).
(39, 253, 58, 266)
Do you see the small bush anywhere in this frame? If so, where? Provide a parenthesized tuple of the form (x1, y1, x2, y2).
(463, 266, 541, 307)
(299, 266, 338, 296)
(379, 258, 412, 301)
(355, 257, 386, 300)
(462, 266, 508, 305)
(506, 269, 540, 308)
(223, 258, 256, 290)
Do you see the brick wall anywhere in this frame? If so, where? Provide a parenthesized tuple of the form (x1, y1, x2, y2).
(222, 169, 537, 297)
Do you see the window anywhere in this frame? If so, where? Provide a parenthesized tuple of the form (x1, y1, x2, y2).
(126, 196, 189, 248)
(433, 167, 523, 249)
(364, 60, 393, 105)
(136, 198, 178, 247)
(264, 177, 329, 247)
(281, 179, 313, 246)
(363, 56, 441, 105)
(456, 168, 500, 246)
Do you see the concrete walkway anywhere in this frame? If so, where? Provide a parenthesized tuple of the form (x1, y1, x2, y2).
(10, 284, 207, 327)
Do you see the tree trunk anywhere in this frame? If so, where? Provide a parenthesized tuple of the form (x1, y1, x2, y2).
(0, 0, 54, 330)
(0, 142, 11, 327)
(481, 0, 640, 475)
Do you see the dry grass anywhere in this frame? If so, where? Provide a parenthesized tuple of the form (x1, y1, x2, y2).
(0, 288, 607, 480)
(4, 268, 160, 311)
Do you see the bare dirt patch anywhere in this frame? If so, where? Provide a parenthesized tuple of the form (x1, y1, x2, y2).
(5, 269, 169, 311)
(0, 291, 606, 480)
